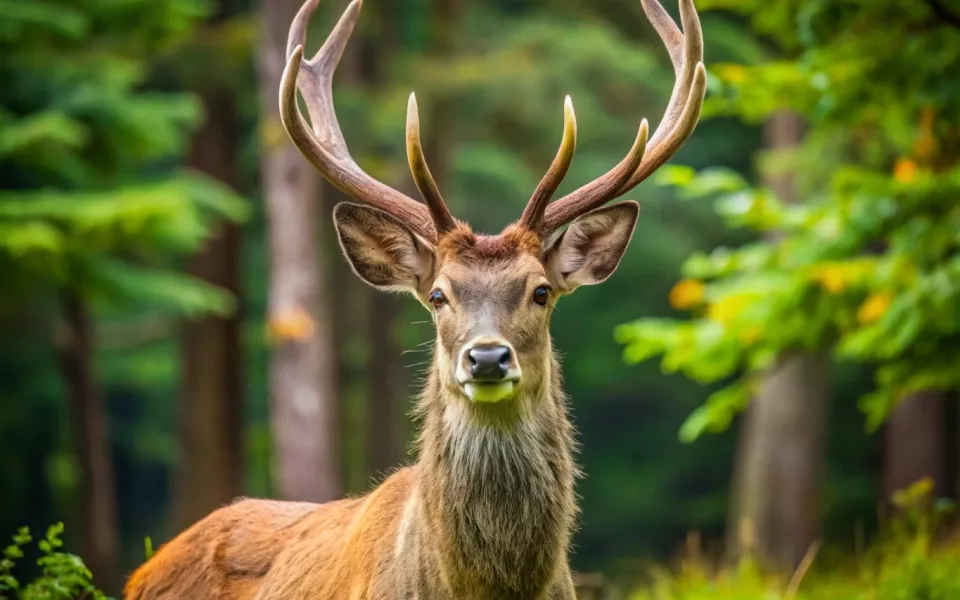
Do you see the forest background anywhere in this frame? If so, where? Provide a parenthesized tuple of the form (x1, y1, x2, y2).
(2, 0, 960, 597)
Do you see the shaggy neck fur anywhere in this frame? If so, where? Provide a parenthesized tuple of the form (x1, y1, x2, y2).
(413, 350, 577, 598)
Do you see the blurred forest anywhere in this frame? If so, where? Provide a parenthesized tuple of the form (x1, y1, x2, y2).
(1, 0, 959, 598)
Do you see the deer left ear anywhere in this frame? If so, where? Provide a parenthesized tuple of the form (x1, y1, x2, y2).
(543, 201, 638, 292)
(333, 202, 437, 295)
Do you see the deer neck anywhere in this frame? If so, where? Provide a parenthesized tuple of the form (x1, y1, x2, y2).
(412, 350, 577, 595)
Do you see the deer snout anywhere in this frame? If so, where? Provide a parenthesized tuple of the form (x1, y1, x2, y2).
(467, 345, 512, 381)
(457, 340, 521, 403)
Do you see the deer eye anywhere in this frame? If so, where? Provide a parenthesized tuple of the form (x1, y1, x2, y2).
(532, 285, 550, 306)
(428, 289, 447, 309)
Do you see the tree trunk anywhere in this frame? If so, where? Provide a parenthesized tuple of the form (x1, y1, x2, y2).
(727, 351, 829, 569)
(726, 112, 830, 570)
(175, 77, 244, 528)
(366, 293, 405, 477)
(326, 187, 372, 492)
(882, 390, 947, 508)
(56, 291, 119, 591)
(257, 0, 341, 502)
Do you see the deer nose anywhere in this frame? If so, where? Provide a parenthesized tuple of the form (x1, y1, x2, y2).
(467, 345, 511, 381)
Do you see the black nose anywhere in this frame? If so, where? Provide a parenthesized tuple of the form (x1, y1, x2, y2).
(468, 345, 511, 381)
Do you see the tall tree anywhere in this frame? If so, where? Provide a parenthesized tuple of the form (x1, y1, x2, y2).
(882, 391, 947, 507)
(725, 113, 829, 569)
(175, 2, 246, 528)
(257, 0, 341, 501)
(366, 294, 405, 476)
(56, 291, 119, 590)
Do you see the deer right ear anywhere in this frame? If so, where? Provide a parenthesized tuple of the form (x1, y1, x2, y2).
(543, 201, 639, 292)
(334, 203, 437, 294)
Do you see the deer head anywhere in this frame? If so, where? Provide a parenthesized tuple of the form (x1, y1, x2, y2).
(280, 0, 704, 410)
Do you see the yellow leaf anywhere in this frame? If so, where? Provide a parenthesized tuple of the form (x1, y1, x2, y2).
(738, 326, 762, 345)
(857, 292, 892, 324)
(714, 63, 748, 84)
(669, 279, 705, 310)
(813, 264, 846, 293)
(891, 477, 934, 509)
(268, 306, 316, 342)
(706, 293, 756, 325)
(893, 158, 918, 183)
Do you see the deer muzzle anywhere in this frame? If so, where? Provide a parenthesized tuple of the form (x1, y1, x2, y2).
(457, 340, 521, 403)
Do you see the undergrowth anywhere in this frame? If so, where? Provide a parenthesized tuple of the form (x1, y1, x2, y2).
(0, 523, 108, 600)
(631, 479, 960, 600)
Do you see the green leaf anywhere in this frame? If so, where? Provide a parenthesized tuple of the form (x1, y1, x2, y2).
(81, 255, 236, 317)
(679, 381, 752, 442)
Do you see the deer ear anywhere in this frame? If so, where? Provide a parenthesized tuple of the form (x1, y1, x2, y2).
(543, 201, 638, 292)
(334, 203, 436, 294)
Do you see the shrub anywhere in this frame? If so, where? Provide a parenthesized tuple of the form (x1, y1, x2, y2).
(0, 524, 108, 600)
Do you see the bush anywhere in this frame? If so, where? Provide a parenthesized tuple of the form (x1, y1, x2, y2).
(0, 524, 108, 600)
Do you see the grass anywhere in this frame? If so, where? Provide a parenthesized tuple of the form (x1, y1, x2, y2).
(630, 479, 960, 600)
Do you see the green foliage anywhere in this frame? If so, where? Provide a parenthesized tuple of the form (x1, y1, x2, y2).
(0, 0, 246, 315)
(617, 0, 960, 439)
(0, 0, 247, 573)
(631, 482, 960, 600)
(0, 524, 108, 600)
(143, 537, 153, 562)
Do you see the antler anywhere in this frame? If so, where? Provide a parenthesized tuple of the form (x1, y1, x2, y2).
(406, 93, 457, 235)
(280, 0, 454, 241)
(518, 96, 578, 231)
(528, 0, 706, 233)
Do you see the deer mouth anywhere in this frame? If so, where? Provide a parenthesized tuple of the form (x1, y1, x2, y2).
(462, 380, 518, 403)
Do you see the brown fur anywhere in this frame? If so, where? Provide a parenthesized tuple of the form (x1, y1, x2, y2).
(126, 203, 638, 600)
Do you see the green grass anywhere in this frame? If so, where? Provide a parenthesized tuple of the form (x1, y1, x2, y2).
(631, 480, 960, 600)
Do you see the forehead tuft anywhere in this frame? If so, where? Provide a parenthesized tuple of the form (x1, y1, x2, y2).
(436, 222, 543, 265)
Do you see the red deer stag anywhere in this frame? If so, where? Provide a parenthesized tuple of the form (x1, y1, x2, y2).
(125, 0, 703, 597)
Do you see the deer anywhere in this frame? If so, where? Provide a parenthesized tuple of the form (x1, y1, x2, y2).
(124, 0, 703, 598)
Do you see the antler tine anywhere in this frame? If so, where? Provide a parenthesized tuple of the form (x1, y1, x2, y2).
(535, 119, 650, 233)
(613, 0, 704, 191)
(519, 96, 578, 231)
(540, 0, 705, 233)
(406, 93, 457, 235)
(280, 0, 438, 241)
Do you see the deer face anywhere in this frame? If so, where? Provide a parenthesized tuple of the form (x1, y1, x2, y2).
(334, 202, 638, 404)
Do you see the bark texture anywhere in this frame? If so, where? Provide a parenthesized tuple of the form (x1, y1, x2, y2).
(257, 0, 340, 501)
(176, 76, 244, 528)
(726, 112, 830, 570)
(728, 351, 829, 569)
(366, 293, 405, 477)
(882, 390, 947, 508)
(57, 292, 120, 591)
